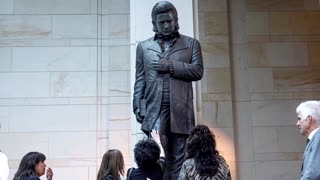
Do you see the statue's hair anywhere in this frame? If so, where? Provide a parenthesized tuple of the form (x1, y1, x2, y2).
(151, 1, 179, 32)
(296, 100, 320, 124)
(185, 124, 220, 177)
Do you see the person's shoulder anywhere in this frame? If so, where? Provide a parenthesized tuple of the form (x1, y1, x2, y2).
(102, 174, 114, 180)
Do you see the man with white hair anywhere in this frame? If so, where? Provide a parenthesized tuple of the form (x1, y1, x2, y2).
(296, 100, 320, 180)
(0, 150, 9, 180)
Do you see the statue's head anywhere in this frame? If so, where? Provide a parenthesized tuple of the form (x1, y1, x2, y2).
(151, 1, 179, 35)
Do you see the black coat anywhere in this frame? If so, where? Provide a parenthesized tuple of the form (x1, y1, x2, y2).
(133, 34, 203, 134)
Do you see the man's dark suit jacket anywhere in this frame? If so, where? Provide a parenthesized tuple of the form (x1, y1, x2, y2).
(133, 34, 203, 134)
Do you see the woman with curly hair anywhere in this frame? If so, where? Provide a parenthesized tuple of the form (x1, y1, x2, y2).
(97, 149, 124, 180)
(13, 152, 53, 180)
(178, 124, 231, 180)
(127, 130, 165, 180)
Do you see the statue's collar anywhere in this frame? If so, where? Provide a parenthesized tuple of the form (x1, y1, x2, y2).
(154, 31, 180, 41)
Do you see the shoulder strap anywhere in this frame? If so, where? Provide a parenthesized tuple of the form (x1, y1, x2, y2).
(126, 167, 135, 180)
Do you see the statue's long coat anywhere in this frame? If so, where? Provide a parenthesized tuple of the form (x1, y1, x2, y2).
(133, 34, 203, 134)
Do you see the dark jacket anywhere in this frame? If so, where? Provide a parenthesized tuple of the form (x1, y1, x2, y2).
(24, 176, 40, 180)
(133, 34, 203, 134)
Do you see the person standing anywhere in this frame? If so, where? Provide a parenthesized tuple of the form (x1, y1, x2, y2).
(133, 1, 203, 179)
(296, 100, 320, 179)
(0, 150, 9, 180)
(13, 152, 53, 180)
(97, 149, 125, 180)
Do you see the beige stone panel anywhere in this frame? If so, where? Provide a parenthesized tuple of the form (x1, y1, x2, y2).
(102, 15, 129, 39)
(0, 39, 71, 47)
(106, 104, 131, 122)
(217, 101, 233, 127)
(71, 39, 97, 46)
(50, 167, 90, 180)
(0, 133, 49, 160)
(200, 102, 218, 127)
(0, 72, 50, 98)
(198, 0, 227, 12)
(277, 126, 306, 152)
(14, 0, 93, 14)
(248, 35, 270, 43)
(201, 70, 208, 93)
(109, 130, 130, 155)
(231, 45, 251, 101)
(0, 47, 11, 72)
(251, 92, 320, 101)
(199, 35, 229, 44)
(102, 97, 131, 105)
(51, 72, 97, 97)
(52, 15, 97, 39)
(305, 11, 320, 34)
(268, 43, 308, 67)
(246, 0, 268, 11)
(269, 12, 305, 35)
(233, 102, 255, 161)
(101, 39, 130, 46)
(273, 67, 318, 92)
(102, 46, 130, 71)
(35, 158, 96, 167)
(248, 43, 271, 68)
(304, 0, 320, 10)
(0, 107, 9, 132)
(0, 15, 51, 39)
(251, 100, 299, 126)
(0, 97, 96, 106)
(255, 152, 303, 161)
(204, 12, 228, 35)
(237, 162, 256, 180)
(255, 161, 301, 180)
(253, 127, 278, 153)
(247, 12, 269, 35)
(202, 43, 230, 68)
(271, 35, 320, 42)
(102, 71, 130, 96)
(247, 0, 304, 11)
(49, 132, 96, 158)
(9, 105, 96, 132)
(229, 0, 248, 44)
(202, 93, 232, 101)
(249, 68, 273, 93)
(89, 167, 98, 180)
(207, 68, 231, 93)
(12, 47, 96, 72)
(211, 127, 235, 162)
(102, 0, 129, 14)
(308, 43, 320, 66)
(0, 0, 13, 14)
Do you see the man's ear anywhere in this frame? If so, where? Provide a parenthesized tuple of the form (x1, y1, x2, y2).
(307, 115, 313, 123)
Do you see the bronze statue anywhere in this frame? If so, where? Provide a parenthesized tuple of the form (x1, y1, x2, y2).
(133, 1, 203, 179)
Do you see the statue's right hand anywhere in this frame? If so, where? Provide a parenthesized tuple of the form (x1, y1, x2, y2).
(134, 108, 144, 124)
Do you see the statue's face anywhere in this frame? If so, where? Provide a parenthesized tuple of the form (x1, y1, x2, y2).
(155, 11, 176, 36)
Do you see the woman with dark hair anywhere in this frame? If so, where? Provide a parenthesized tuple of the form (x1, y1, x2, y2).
(127, 130, 165, 180)
(13, 152, 53, 180)
(97, 149, 125, 180)
(178, 124, 231, 180)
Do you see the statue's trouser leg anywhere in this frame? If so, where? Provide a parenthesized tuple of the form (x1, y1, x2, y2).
(159, 104, 188, 180)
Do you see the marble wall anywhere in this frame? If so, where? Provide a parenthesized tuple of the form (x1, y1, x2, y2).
(230, 0, 320, 179)
(1, 0, 320, 179)
(0, 0, 130, 179)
